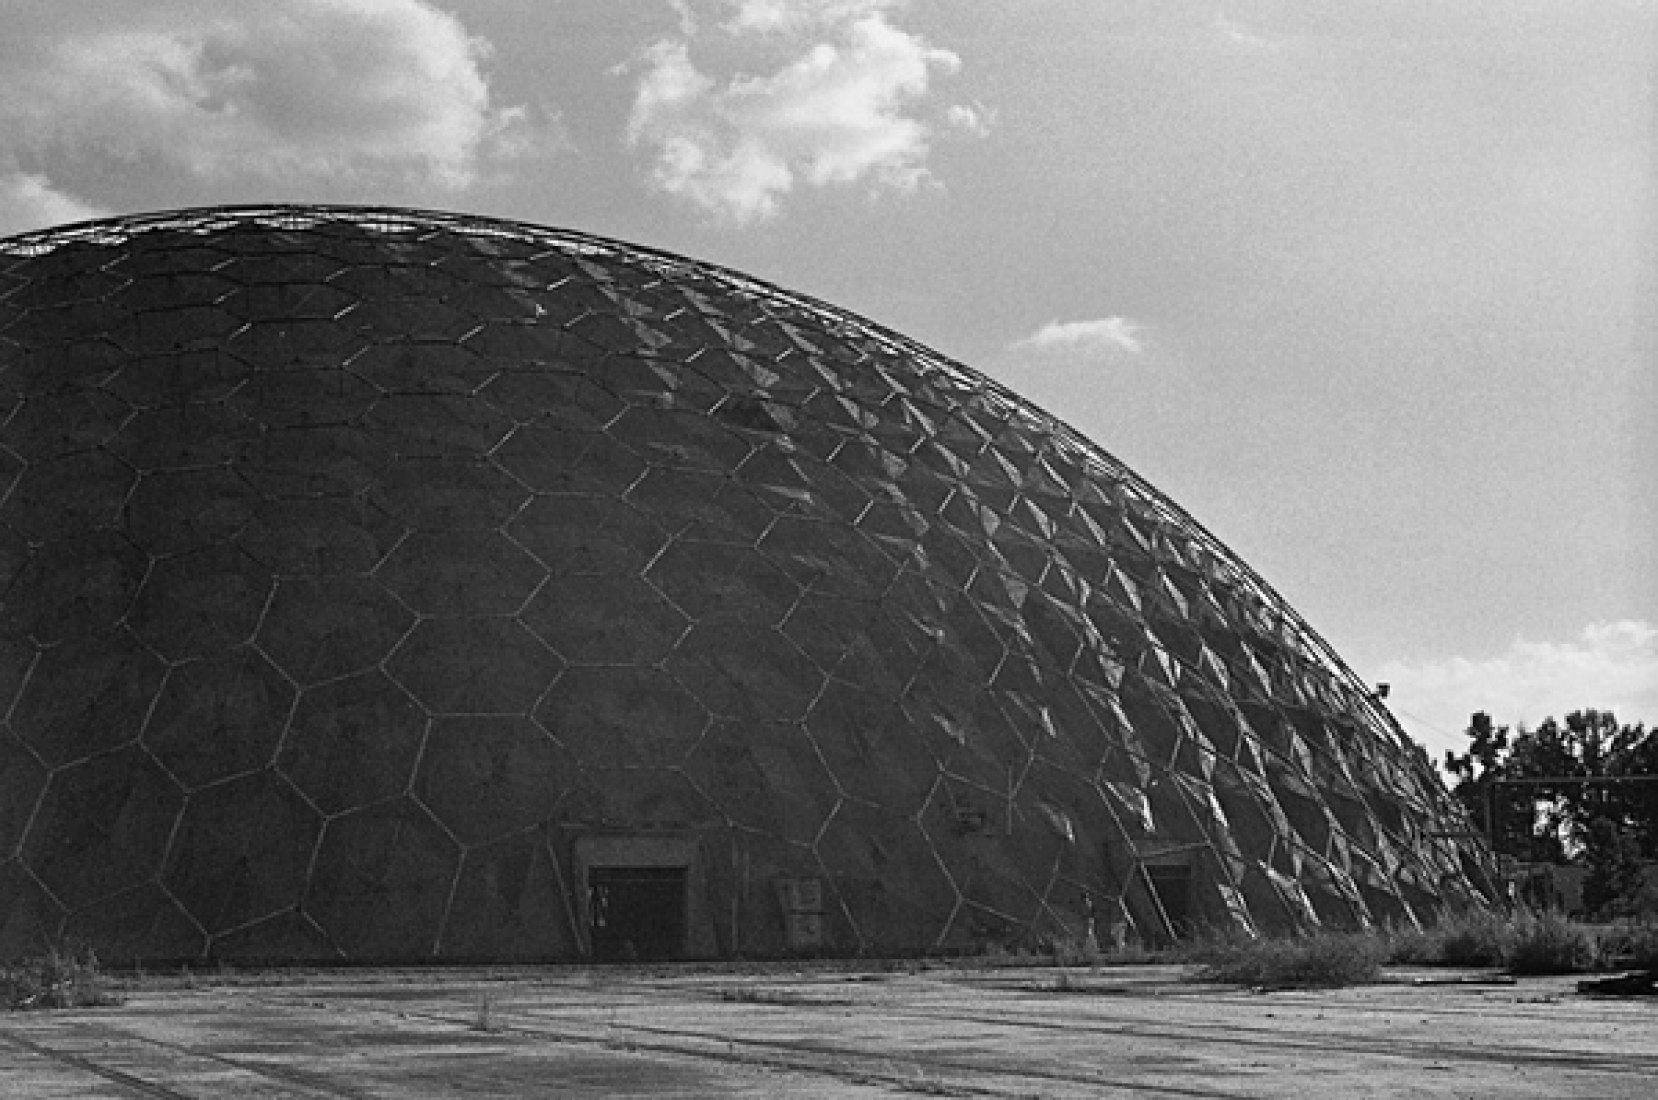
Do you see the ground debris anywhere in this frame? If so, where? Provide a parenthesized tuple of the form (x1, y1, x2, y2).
(1576, 970, 1658, 997)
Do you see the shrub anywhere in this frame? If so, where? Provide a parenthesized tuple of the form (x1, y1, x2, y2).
(1380, 923, 1439, 965)
(1189, 931, 1385, 989)
(1431, 911, 1511, 967)
(1596, 922, 1658, 969)
(1504, 911, 1598, 975)
(1, 944, 119, 1010)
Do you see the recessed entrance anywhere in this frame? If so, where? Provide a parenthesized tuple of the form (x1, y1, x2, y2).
(587, 865, 688, 961)
(1144, 863, 1193, 938)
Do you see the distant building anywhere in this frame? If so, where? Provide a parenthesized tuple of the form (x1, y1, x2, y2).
(0, 207, 1498, 963)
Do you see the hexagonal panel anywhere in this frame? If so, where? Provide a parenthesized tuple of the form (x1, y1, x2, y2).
(413, 716, 574, 846)
(813, 799, 956, 954)
(521, 573, 687, 664)
(108, 402, 257, 469)
(111, 304, 243, 354)
(144, 647, 295, 790)
(370, 458, 528, 530)
(236, 424, 391, 499)
(129, 544, 273, 661)
(108, 270, 232, 311)
(126, 467, 260, 557)
(805, 677, 939, 813)
(235, 496, 404, 576)
(305, 798, 459, 960)
(366, 394, 515, 459)
(507, 494, 666, 576)
(0, 450, 136, 542)
(106, 348, 250, 406)
(668, 624, 823, 722)
(536, 666, 707, 768)
(224, 281, 355, 322)
(278, 670, 427, 815)
(0, 390, 131, 461)
(479, 369, 623, 430)
(227, 368, 380, 429)
(352, 341, 499, 396)
(226, 317, 367, 367)
(645, 540, 800, 625)
(7, 531, 148, 643)
(257, 576, 415, 686)
(22, 747, 185, 910)
(387, 618, 559, 715)
(625, 467, 775, 544)
(681, 720, 838, 846)
(574, 767, 722, 831)
(376, 530, 544, 617)
(6, 337, 125, 394)
(758, 515, 897, 601)
(609, 405, 752, 472)
(163, 771, 322, 935)
(12, 629, 167, 767)
(439, 833, 578, 959)
(493, 424, 647, 495)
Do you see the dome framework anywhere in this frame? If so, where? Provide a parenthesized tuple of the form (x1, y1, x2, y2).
(0, 206, 1496, 963)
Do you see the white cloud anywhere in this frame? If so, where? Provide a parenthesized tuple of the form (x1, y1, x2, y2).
(623, 4, 970, 223)
(945, 102, 993, 138)
(1010, 317, 1146, 358)
(0, 0, 536, 219)
(0, 172, 108, 236)
(1378, 621, 1658, 765)
(718, 0, 897, 38)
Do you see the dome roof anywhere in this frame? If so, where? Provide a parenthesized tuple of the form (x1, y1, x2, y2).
(0, 206, 1495, 963)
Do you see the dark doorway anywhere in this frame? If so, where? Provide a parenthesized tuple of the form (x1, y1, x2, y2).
(587, 866, 687, 961)
(1144, 864, 1193, 938)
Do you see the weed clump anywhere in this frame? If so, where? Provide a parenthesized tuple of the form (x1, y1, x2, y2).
(1188, 931, 1386, 989)
(2, 944, 119, 1010)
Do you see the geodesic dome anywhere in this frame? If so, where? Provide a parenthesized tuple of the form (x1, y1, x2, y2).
(0, 206, 1497, 964)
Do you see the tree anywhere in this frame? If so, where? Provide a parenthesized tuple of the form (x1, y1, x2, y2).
(1445, 709, 1655, 916)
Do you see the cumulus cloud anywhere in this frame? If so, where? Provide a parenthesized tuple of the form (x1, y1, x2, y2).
(1378, 621, 1658, 764)
(623, 1, 973, 222)
(1009, 317, 1146, 358)
(0, 0, 536, 226)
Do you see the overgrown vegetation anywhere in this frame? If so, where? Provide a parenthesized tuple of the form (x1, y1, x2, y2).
(1185, 930, 1387, 989)
(1178, 910, 1658, 989)
(2, 944, 119, 1010)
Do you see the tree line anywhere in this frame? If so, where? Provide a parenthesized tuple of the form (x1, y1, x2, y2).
(1444, 709, 1655, 918)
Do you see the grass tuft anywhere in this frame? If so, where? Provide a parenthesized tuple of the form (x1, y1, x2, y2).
(2, 944, 120, 1010)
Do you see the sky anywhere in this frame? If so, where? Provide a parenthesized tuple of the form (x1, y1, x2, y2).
(1, 0, 1653, 765)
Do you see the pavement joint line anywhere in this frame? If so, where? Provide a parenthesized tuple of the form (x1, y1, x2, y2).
(371, 1002, 1262, 1099)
